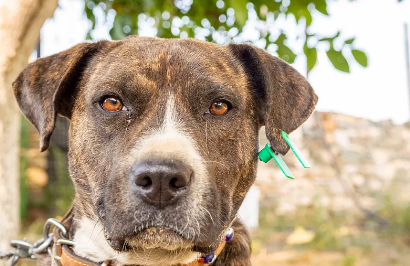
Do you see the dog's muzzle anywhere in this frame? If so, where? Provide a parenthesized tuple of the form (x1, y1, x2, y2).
(56, 208, 233, 266)
(0, 206, 234, 266)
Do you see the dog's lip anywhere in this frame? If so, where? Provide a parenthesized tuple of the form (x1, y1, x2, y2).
(125, 227, 194, 250)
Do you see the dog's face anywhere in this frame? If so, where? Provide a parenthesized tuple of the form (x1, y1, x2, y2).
(13, 36, 317, 265)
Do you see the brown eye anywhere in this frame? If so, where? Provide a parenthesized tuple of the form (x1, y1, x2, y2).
(102, 97, 123, 112)
(210, 100, 229, 116)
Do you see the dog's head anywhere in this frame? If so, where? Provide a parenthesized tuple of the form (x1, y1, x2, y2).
(13, 37, 317, 265)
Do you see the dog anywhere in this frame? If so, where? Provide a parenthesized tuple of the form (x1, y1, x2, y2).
(12, 36, 318, 266)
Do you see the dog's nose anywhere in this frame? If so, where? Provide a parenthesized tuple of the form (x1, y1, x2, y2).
(131, 160, 193, 209)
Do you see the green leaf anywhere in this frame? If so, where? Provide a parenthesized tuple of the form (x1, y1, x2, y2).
(275, 34, 296, 63)
(345, 38, 355, 44)
(304, 43, 317, 73)
(319, 31, 340, 42)
(326, 49, 350, 73)
(278, 45, 297, 64)
(287, 2, 312, 26)
(315, 0, 329, 15)
(304, 9, 313, 26)
(230, 0, 248, 26)
(351, 49, 368, 67)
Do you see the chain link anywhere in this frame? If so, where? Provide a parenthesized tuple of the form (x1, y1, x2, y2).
(0, 251, 15, 260)
(0, 218, 73, 266)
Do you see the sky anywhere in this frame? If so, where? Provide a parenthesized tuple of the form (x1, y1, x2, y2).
(40, 0, 410, 124)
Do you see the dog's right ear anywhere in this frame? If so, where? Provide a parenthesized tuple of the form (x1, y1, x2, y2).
(13, 41, 110, 152)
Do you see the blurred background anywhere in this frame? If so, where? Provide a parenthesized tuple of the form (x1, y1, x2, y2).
(1, 0, 410, 265)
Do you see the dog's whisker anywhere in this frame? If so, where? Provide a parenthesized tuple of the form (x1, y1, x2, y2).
(199, 205, 215, 225)
(190, 215, 201, 241)
(182, 214, 190, 234)
(170, 248, 183, 265)
(133, 210, 142, 225)
(93, 227, 104, 245)
(130, 246, 144, 260)
(202, 160, 229, 169)
(87, 219, 100, 244)
(205, 120, 209, 154)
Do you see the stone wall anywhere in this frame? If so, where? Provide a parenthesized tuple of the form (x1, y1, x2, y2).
(255, 111, 410, 214)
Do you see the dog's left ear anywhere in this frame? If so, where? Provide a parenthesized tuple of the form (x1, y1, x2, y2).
(229, 44, 318, 155)
(13, 41, 110, 152)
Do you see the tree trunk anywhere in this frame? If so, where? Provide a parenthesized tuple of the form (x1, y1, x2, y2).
(0, 0, 58, 260)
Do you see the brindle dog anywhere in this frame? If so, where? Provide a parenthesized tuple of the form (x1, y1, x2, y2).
(13, 36, 317, 266)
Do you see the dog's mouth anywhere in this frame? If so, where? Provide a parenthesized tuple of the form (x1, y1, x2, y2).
(125, 227, 194, 251)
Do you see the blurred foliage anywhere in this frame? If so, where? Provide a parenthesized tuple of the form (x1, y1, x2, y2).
(45, 145, 74, 217)
(19, 115, 29, 220)
(44, 117, 73, 217)
(250, 176, 410, 265)
(83, 0, 368, 74)
(19, 116, 74, 226)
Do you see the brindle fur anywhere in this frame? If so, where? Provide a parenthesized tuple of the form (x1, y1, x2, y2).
(13, 36, 317, 266)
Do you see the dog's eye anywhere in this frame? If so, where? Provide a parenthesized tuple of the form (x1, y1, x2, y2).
(210, 100, 230, 116)
(101, 97, 123, 112)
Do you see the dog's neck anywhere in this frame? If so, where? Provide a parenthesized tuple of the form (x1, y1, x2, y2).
(50, 206, 252, 266)
(71, 217, 201, 266)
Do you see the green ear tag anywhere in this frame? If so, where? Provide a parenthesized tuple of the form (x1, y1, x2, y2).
(258, 144, 295, 179)
(281, 131, 310, 168)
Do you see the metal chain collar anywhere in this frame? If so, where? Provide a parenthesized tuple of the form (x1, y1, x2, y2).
(0, 218, 74, 266)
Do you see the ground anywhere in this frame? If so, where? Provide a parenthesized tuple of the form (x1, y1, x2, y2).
(250, 200, 410, 266)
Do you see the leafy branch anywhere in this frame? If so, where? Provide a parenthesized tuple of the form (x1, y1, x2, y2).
(84, 0, 368, 74)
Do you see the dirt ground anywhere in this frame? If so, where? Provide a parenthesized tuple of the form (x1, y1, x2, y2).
(250, 223, 410, 266)
(251, 247, 410, 266)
